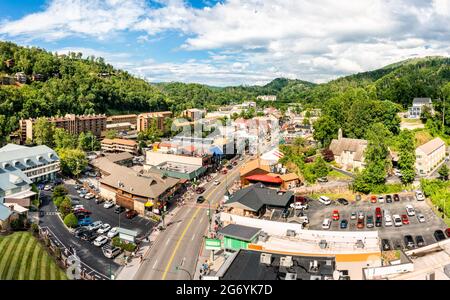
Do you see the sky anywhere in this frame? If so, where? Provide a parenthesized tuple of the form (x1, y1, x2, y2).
(0, 0, 449, 86)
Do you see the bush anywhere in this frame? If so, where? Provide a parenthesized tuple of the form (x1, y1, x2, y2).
(64, 213, 78, 228)
(30, 223, 39, 234)
(52, 185, 68, 200)
(58, 196, 72, 218)
(112, 237, 137, 252)
(10, 218, 25, 231)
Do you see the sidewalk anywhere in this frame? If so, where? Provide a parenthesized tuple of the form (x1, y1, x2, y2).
(115, 204, 183, 280)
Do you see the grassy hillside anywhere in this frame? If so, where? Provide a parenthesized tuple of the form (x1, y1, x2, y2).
(0, 231, 67, 280)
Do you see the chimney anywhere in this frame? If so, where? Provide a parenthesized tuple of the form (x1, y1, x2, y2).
(338, 128, 343, 140)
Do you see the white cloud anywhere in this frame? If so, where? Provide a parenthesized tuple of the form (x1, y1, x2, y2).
(1, 0, 450, 85)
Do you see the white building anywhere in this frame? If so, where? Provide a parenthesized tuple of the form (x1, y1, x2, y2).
(415, 137, 446, 176)
(408, 98, 434, 119)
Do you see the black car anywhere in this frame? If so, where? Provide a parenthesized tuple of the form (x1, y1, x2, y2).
(114, 205, 125, 214)
(337, 198, 349, 205)
(404, 235, 415, 249)
(415, 235, 425, 247)
(393, 239, 403, 250)
(381, 239, 391, 251)
(375, 217, 382, 227)
(78, 230, 97, 241)
(434, 230, 446, 242)
(197, 196, 206, 203)
(226, 165, 233, 170)
(74, 226, 89, 237)
(393, 194, 400, 202)
(386, 195, 393, 203)
(281, 208, 290, 218)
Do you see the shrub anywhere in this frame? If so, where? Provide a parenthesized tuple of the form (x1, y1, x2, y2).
(112, 237, 137, 252)
(58, 196, 72, 217)
(31, 223, 39, 234)
(10, 218, 25, 231)
(52, 185, 68, 200)
(64, 213, 78, 228)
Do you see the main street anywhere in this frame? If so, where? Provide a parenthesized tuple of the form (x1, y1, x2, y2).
(134, 159, 245, 280)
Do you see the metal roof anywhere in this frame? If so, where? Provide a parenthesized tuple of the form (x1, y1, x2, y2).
(218, 224, 261, 241)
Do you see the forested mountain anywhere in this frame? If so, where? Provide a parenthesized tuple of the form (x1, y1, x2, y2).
(1, 40, 449, 141)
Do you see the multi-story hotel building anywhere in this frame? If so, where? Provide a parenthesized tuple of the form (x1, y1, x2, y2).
(19, 114, 107, 142)
(137, 111, 172, 133)
(106, 114, 137, 126)
(415, 137, 446, 176)
(101, 138, 138, 154)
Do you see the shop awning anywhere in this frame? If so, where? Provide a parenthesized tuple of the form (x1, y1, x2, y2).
(145, 201, 154, 207)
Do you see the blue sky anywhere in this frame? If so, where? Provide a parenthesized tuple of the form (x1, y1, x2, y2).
(0, 0, 449, 86)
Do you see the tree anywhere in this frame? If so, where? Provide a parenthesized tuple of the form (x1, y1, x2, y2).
(321, 148, 335, 162)
(58, 148, 88, 177)
(34, 118, 55, 146)
(52, 184, 68, 199)
(438, 165, 449, 181)
(53, 128, 76, 149)
(313, 156, 331, 179)
(397, 129, 416, 184)
(58, 196, 72, 217)
(78, 131, 100, 151)
(313, 115, 338, 147)
(64, 213, 78, 228)
(105, 130, 118, 139)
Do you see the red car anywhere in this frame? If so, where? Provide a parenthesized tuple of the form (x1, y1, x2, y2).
(125, 210, 138, 219)
(221, 169, 228, 175)
(445, 228, 450, 238)
(375, 207, 382, 219)
(332, 210, 340, 221)
(195, 187, 205, 194)
(401, 214, 409, 225)
(370, 196, 377, 203)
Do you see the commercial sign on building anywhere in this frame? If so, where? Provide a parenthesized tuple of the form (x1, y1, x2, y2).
(205, 238, 221, 250)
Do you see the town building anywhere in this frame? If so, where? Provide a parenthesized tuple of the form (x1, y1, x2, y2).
(329, 129, 368, 171)
(104, 152, 134, 167)
(182, 108, 206, 120)
(137, 111, 172, 133)
(0, 144, 60, 183)
(31, 73, 44, 82)
(257, 95, 277, 102)
(101, 138, 138, 155)
(19, 114, 107, 142)
(415, 137, 446, 176)
(90, 157, 180, 215)
(408, 98, 434, 119)
(144, 151, 207, 180)
(106, 114, 137, 127)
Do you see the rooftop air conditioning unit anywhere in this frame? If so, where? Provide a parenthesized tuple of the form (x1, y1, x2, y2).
(309, 260, 319, 272)
(310, 275, 322, 280)
(286, 230, 296, 237)
(280, 256, 293, 268)
(260, 253, 272, 265)
(319, 240, 327, 249)
(285, 273, 297, 280)
(259, 231, 269, 242)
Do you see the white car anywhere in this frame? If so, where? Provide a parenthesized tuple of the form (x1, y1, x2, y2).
(378, 195, 385, 203)
(290, 202, 308, 210)
(415, 190, 425, 201)
(103, 201, 114, 209)
(88, 221, 103, 231)
(85, 193, 94, 200)
(107, 227, 119, 238)
(322, 218, 331, 229)
(44, 185, 52, 191)
(73, 205, 84, 211)
(318, 196, 331, 205)
(406, 205, 415, 216)
(97, 223, 111, 234)
(417, 213, 426, 223)
(93, 235, 108, 247)
(384, 214, 393, 227)
(393, 214, 402, 227)
(213, 180, 220, 186)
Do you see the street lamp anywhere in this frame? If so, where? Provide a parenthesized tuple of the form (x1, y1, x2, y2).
(175, 266, 193, 280)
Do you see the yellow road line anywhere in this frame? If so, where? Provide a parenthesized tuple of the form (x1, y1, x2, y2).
(161, 206, 201, 280)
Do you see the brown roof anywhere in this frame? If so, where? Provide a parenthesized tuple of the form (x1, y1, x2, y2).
(101, 138, 136, 146)
(239, 159, 271, 177)
(105, 152, 134, 162)
(329, 138, 368, 161)
(416, 137, 446, 155)
(278, 173, 300, 182)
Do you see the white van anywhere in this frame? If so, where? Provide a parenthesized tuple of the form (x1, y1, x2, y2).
(319, 196, 331, 205)
(322, 218, 331, 229)
(393, 214, 402, 227)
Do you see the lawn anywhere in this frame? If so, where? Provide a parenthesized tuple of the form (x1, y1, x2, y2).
(328, 169, 352, 180)
(0, 231, 67, 280)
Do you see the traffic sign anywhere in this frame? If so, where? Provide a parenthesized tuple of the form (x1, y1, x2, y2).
(205, 238, 221, 250)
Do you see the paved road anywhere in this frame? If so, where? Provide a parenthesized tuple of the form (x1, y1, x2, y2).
(134, 161, 244, 280)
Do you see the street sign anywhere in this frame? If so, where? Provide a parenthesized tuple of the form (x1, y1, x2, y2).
(205, 238, 221, 250)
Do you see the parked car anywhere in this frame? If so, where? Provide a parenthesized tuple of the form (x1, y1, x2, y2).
(386, 195, 393, 203)
(197, 196, 206, 203)
(357, 217, 365, 229)
(103, 201, 114, 209)
(393, 214, 402, 227)
(340, 219, 348, 229)
(434, 230, 446, 242)
(107, 227, 119, 238)
(281, 208, 290, 218)
(417, 213, 426, 223)
(102, 244, 121, 259)
(213, 180, 220, 186)
(71, 198, 81, 206)
(74, 226, 89, 238)
(375, 207, 382, 219)
(93, 235, 108, 247)
(337, 198, 349, 205)
(95, 197, 104, 204)
(378, 195, 385, 203)
(88, 221, 103, 231)
(79, 230, 97, 242)
(406, 205, 415, 216)
(350, 212, 357, 220)
(415, 235, 425, 247)
(393, 239, 403, 250)
(366, 215, 374, 228)
(221, 169, 228, 175)
(357, 211, 365, 219)
(318, 196, 331, 205)
(44, 185, 52, 191)
(114, 205, 125, 214)
(78, 217, 93, 226)
(125, 210, 138, 219)
(384, 214, 393, 227)
(404, 235, 415, 249)
(195, 187, 206, 194)
(415, 190, 425, 201)
(332, 210, 340, 221)
(317, 177, 328, 183)
(375, 217, 382, 227)
(401, 214, 409, 225)
(381, 239, 391, 251)
(446, 228, 450, 238)
(97, 223, 111, 234)
(322, 218, 331, 229)
(393, 194, 400, 202)
(370, 195, 377, 203)
(290, 202, 307, 210)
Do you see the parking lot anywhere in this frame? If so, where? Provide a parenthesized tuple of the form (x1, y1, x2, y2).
(38, 180, 156, 278)
(304, 193, 448, 250)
